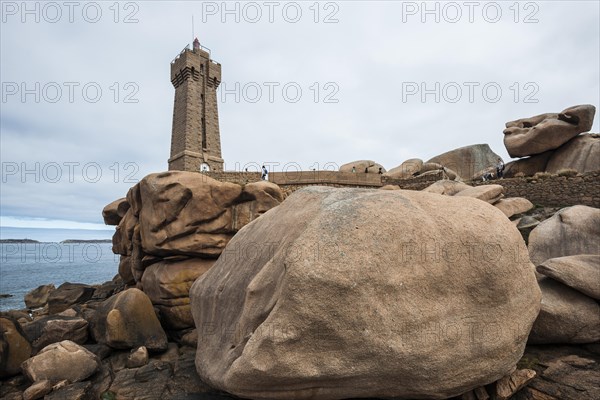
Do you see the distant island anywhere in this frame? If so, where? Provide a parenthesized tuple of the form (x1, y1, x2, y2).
(61, 239, 112, 244)
(0, 239, 111, 244)
(0, 239, 40, 244)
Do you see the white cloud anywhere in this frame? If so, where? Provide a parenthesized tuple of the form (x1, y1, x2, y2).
(1, 0, 599, 227)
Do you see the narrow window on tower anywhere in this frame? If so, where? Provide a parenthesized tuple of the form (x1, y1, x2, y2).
(201, 117, 207, 150)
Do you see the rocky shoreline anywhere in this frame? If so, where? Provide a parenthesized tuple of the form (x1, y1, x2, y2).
(1, 105, 598, 400)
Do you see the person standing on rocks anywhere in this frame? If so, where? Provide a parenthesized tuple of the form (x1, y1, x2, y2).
(352, 166, 356, 173)
(496, 158, 505, 179)
(261, 165, 268, 180)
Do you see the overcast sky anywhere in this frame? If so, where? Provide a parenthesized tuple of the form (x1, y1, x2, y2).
(1, 0, 599, 230)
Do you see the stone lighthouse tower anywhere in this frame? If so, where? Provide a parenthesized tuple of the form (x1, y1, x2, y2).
(168, 38, 224, 172)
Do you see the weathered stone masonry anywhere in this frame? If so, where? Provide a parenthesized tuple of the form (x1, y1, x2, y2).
(169, 39, 224, 172)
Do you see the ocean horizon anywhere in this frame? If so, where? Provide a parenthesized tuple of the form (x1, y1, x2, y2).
(0, 226, 115, 243)
(0, 227, 119, 310)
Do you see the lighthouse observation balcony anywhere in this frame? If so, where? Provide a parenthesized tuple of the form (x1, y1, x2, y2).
(171, 43, 221, 66)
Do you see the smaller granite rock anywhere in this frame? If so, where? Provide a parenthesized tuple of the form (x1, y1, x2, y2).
(22, 315, 88, 353)
(23, 380, 53, 400)
(45, 381, 91, 400)
(126, 346, 148, 368)
(494, 198, 534, 218)
(493, 369, 536, 400)
(545, 133, 600, 174)
(420, 162, 443, 174)
(339, 160, 386, 174)
(24, 284, 55, 310)
(455, 184, 504, 204)
(112, 209, 138, 256)
(517, 216, 540, 230)
(503, 151, 554, 178)
(141, 258, 215, 330)
(537, 255, 600, 300)
(516, 216, 540, 244)
(21, 340, 100, 383)
(384, 158, 423, 179)
(529, 278, 600, 344)
(380, 185, 400, 190)
(90, 288, 168, 352)
(118, 256, 135, 285)
(422, 180, 471, 195)
(102, 198, 130, 226)
(426, 144, 502, 180)
(0, 317, 32, 378)
(528, 205, 600, 265)
(108, 360, 173, 399)
(47, 283, 95, 315)
(232, 181, 284, 230)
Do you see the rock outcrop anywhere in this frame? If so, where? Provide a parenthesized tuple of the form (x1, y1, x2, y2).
(22, 315, 88, 353)
(21, 340, 100, 383)
(528, 278, 600, 344)
(545, 133, 600, 174)
(106, 171, 284, 331)
(454, 184, 504, 204)
(384, 158, 423, 179)
(102, 198, 130, 226)
(503, 133, 600, 178)
(422, 180, 470, 195)
(493, 198, 534, 218)
(503, 151, 555, 178)
(24, 284, 55, 310)
(89, 288, 168, 352)
(537, 255, 600, 300)
(0, 317, 32, 378)
(528, 205, 600, 266)
(503, 104, 596, 158)
(190, 186, 541, 399)
(339, 160, 386, 174)
(141, 258, 215, 329)
(426, 144, 502, 180)
(47, 283, 95, 315)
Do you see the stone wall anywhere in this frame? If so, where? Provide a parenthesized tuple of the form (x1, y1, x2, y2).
(382, 170, 447, 190)
(205, 169, 600, 208)
(204, 171, 262, 185)
(470, 171, 600, 208)
(269, 171, 383, 187)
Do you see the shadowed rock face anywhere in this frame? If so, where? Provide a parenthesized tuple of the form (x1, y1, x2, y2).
(190, 186, 541, 400)
(545, 133, 600, 174)
(0, 317, 32, 378)
(503, 104, 596, 158)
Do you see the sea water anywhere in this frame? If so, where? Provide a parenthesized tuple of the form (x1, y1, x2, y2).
(0, 228, 119, 311)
